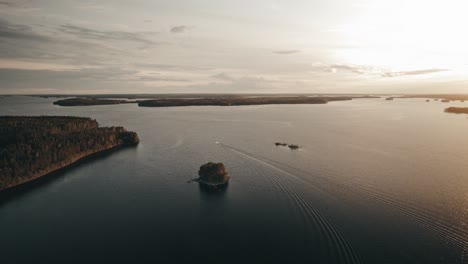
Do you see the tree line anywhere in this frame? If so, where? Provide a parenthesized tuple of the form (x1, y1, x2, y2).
(0, 116, 139, 190)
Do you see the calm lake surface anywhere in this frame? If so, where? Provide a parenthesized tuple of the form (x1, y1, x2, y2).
(1, 96, 467, 263)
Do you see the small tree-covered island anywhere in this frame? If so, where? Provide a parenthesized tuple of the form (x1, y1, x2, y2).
(0, 116, 139, 191)
(197, 162, 230, 190)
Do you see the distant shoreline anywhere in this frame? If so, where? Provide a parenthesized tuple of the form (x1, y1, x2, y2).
(398, 94, 468, 101)
(0, 144, 129, 192)
(50, 95, 379, 107)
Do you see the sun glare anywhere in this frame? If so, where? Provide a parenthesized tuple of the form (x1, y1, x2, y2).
(336, 0, 468, 71)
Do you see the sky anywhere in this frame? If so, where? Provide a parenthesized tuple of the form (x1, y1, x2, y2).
(0, 0, 467, 94)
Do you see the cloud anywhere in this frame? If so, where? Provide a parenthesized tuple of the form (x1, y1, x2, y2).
(170, 25, 188, 33)
(211, 72, 235, 81)
(59, 24, 158, 45)
(209, 72, 276, 92)
(0, 67, 144, 93)
(135, 76, 191, 82)
(0, 67, 195, 94)
(0, 18, 163, 68)
(0, 1, 39, 11)
(0, 67, 137, 81)
(325, 64, 448, 78)
(179, 75, 282, 93)
(135, 63, 212, 71)
(0, 1, 15, 7)
(382, 68, 448, 77)
(329, 64, 368, 74)
(306, 63, 374, 75)
(0, 18, 49, 42)
(273, 50, 301, 55)
(0, 59, 77, 70)
(0, 22, 127, 66)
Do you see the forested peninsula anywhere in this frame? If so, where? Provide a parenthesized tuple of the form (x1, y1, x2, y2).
(0, 116, 139, 191)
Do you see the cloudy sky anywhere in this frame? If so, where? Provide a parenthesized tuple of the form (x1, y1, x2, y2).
(0, 0, 467, 94)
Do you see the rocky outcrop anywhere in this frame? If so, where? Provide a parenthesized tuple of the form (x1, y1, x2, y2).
(0, 116, 139, 191)
(274, 142, 301, 150)
(288, 144, 301, 150)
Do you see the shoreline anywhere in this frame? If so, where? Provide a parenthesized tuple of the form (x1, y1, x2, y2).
(0, 143, 134, 192)
(0, 116, 140, 192)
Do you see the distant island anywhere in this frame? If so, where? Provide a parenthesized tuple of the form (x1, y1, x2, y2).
(30, 94, 382, 107)
(444, 107, 468, 114)
(31, 93, 379, 100)
(0, 116, 139, 191)
(53, 98, 137, 106)
(138, 96, 375, 107)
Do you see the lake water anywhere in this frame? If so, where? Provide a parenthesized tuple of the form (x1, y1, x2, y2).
(0, 96, 467, 263)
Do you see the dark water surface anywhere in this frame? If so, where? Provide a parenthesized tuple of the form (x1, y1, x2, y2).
(1, 96, 467, 263)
